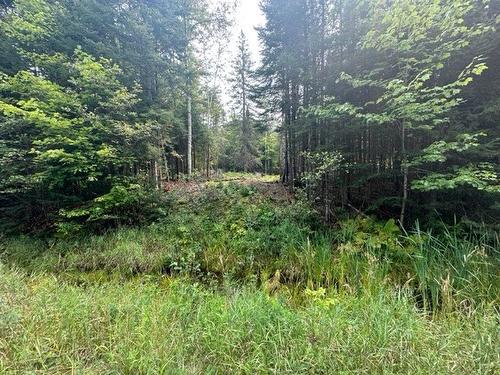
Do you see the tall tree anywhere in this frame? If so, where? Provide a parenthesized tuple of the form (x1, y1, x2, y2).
(258, 0, 499, 225)
(230, 31, 259, 172)
(0, 0, 232, 232)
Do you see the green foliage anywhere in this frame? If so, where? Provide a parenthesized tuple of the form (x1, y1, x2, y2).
(412, 163, 499, 193)
(0, 0, 231, 233)
(2, 0, 60, 44)
(0, 0, 498, 372)
(409, 133, 499, 193)
(410, 133, 486, 165)
(258, 131, 280, 174)
(58, 183, 171, 235)
(259, 0, 499, 225)
(301, 151, 345, 190)
(0, 181, 497, 372)
(344, 18, 491, 197)
(2, 184, 497, 313)
(0, 49, 152, 232)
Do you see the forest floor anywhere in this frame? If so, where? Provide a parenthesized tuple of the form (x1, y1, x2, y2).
(165, 173, 291, 202)
(0, 175, 498, 374)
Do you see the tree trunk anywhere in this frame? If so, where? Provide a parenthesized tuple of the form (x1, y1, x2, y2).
(163, 151, 170, 182)
(153, 160, 159, 190)
(400, 121, 408, 226)
(187, 95, 192, 177)
(206, 146, 210, 179)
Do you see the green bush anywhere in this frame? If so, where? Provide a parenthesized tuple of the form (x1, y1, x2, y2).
(2, 185, 497, 313)
(1, 180, 499, 373)
(57, 182, 172, 235)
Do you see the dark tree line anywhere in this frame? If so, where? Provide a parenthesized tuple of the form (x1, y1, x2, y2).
(0, 0, 498, 233)
(257, 0, 499, 226)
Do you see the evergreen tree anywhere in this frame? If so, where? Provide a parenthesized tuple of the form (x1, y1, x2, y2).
(229, 31, 259, 172)
(258, 0, 499, 225)
(0, 0, 231, 232)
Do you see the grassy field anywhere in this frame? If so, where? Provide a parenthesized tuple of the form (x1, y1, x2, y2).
(1, 180, 499, 374)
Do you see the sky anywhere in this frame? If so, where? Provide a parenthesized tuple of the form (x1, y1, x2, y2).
(233, 0, 266, 63)
(219, 0, 265, 108)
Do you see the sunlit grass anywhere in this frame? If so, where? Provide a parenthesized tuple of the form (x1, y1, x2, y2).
(216, 171, 280, 183)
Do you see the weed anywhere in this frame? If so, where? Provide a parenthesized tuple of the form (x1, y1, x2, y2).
(0, 181, 498, 373)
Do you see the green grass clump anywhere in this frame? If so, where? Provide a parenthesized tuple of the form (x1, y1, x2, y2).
(1, 266, 498, 374)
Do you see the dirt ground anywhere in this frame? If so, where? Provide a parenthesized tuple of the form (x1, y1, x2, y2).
(163, 175, 293, 202)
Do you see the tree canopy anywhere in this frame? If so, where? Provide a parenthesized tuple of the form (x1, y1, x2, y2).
(257, 0, 499, 226)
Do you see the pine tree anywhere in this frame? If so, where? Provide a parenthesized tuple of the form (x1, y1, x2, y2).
(230, 31, 259, 172)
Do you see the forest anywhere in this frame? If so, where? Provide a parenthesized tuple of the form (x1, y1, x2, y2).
(0, 0, 499, 373)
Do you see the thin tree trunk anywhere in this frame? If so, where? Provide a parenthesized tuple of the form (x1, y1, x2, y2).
(187, 95, 192, 177)
(400, 121, 408, 226)
(158, 159, 163, 190)
(153, 160, 159, 190)
(282, 124, 289, 184)
(163, 151, 170, 182)
(206, 146, 210, 179)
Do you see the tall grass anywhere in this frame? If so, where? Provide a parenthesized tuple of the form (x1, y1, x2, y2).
(0, 266, 498, 374)
(405, 224, 499, 314)
(1, 183, 497, 313)
(1, 182, 498, 373)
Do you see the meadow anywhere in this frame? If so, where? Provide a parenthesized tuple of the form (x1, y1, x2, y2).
(0, 180, 498, 374)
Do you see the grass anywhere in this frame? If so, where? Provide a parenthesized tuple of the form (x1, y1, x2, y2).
(1, 266, 498, 374)
(220, 171, 280, 182)
(0, 180, 499, 373)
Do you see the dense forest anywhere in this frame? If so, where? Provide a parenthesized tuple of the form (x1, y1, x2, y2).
(0, 0, 499, 373)
(0, 0, 498, 234)
(257, 0, 499, 227)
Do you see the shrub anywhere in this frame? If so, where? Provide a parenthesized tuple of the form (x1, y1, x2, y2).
(57, 182, 172, 235)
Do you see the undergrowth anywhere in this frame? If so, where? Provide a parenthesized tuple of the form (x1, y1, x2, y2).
(0, 266, 498, 374)
(2, 182, 497, 313)
(0, 181, 498, 373)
